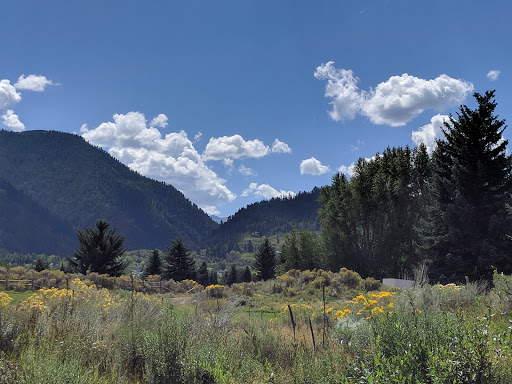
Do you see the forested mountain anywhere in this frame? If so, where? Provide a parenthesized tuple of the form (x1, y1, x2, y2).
(210, 188, 320, 244)
(0, 177, 75, 254)
(0, 130, 217, 253)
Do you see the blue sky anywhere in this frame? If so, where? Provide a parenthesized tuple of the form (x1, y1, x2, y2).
(1, 0, 511, 216)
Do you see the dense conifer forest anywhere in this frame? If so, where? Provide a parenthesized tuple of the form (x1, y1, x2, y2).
(0, 177, 74, 254)
(0, 130, 217, 253)
(309, 91, 512, 282)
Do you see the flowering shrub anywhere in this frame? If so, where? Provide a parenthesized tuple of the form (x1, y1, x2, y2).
(333, 291, 396, 321)
(17, 278, 120, 315)
(436, 283, 462, 291)
(205, 284, 225, 298)
(0, 291, 13, 308)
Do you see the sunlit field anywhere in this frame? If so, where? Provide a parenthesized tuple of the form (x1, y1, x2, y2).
(1, 267, 512, 383)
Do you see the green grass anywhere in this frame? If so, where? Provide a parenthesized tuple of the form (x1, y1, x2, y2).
(5, 290, 33, 305)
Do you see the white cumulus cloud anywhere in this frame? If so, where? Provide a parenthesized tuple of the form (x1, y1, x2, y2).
(314, 62, 363, 121)
(487, 70, 501, 81)
(0, 80, 22, 108)
(150, 114, 168, 128)
(271, 138, 292, 154)
(203, 134, 269, 161)
(14, 74, 55, 92)
(300, 157, 330, 175)
(411, 114, 450, 154)
(81, 111, 235, 214)
(1, 110, 25, 132)
(315, 61, 473, 127)
(241, 182, 295, 200)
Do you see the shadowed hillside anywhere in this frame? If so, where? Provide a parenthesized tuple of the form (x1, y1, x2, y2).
(0, 177, 75, 254)
(0, 130, 217, 253)
(210, 188, 321, 244)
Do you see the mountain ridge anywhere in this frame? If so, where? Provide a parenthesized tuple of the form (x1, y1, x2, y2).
(0, 129, 217, 253)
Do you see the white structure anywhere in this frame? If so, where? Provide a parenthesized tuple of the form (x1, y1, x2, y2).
(382, 278, 414, 289)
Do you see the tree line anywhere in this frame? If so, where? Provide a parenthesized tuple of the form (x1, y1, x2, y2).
(66, 219, 278, 285)
(280, 91, 512, 282)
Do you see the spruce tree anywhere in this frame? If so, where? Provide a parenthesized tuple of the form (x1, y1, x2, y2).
(197, 261, 209, 286)
(69, 219, 127, 277)
(163, 238, 196, 281)
(34, 257, 49, 272)
(226, 264, 238, 286)
(209, 270, 218, 285)
(242, 266, 252, 282)
(145, 249, 162, 277)
(429, 91, 512, 281)
(253, 238, 276, 281)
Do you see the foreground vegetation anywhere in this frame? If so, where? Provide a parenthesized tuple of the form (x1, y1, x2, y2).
(1, 267, 512, 383)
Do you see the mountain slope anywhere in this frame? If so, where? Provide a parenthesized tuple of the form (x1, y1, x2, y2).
(0, 177, 75, 254)
(0, 130, 217, 253)
(210, 188, 321, 244)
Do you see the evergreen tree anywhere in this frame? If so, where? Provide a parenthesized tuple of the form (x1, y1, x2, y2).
(163, 238, 196, 281)
(281, 229, 325, 271)
(69, 219, 127, 277)
(319, 147, 428, 278)
(34, 257, 49, 272)
(197, 261, 209, 286)
(242, 266, 252, 282)
(144, 249, 162, 277)
(427, 91, 512, 281)
(253, 238, 276, 281)
(226, 264, 238, 286)
(208, 270, 218, 285)
(318, 173, 359, 272)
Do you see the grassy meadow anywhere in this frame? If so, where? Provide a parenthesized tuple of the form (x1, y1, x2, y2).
(1, 267, 512, 383)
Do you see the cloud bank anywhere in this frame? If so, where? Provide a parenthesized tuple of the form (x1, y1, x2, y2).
(81, 112, 236, 214)
(315, 61, 473, 126)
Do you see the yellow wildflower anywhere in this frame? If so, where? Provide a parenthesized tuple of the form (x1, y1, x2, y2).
(0, 292, 13, 308)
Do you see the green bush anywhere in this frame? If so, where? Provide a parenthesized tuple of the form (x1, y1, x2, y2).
(339, 267, 362, 289)
(363, 277, 381, 291)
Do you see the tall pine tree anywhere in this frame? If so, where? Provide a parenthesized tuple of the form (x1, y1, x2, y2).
(144, 249, 162, 277)
(196, 261, 209, 286)
(253, 238, 276, 281)
(163, 238, 196, 281)
(428, 91, 512, 281)
(69, 219, 127, 277)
